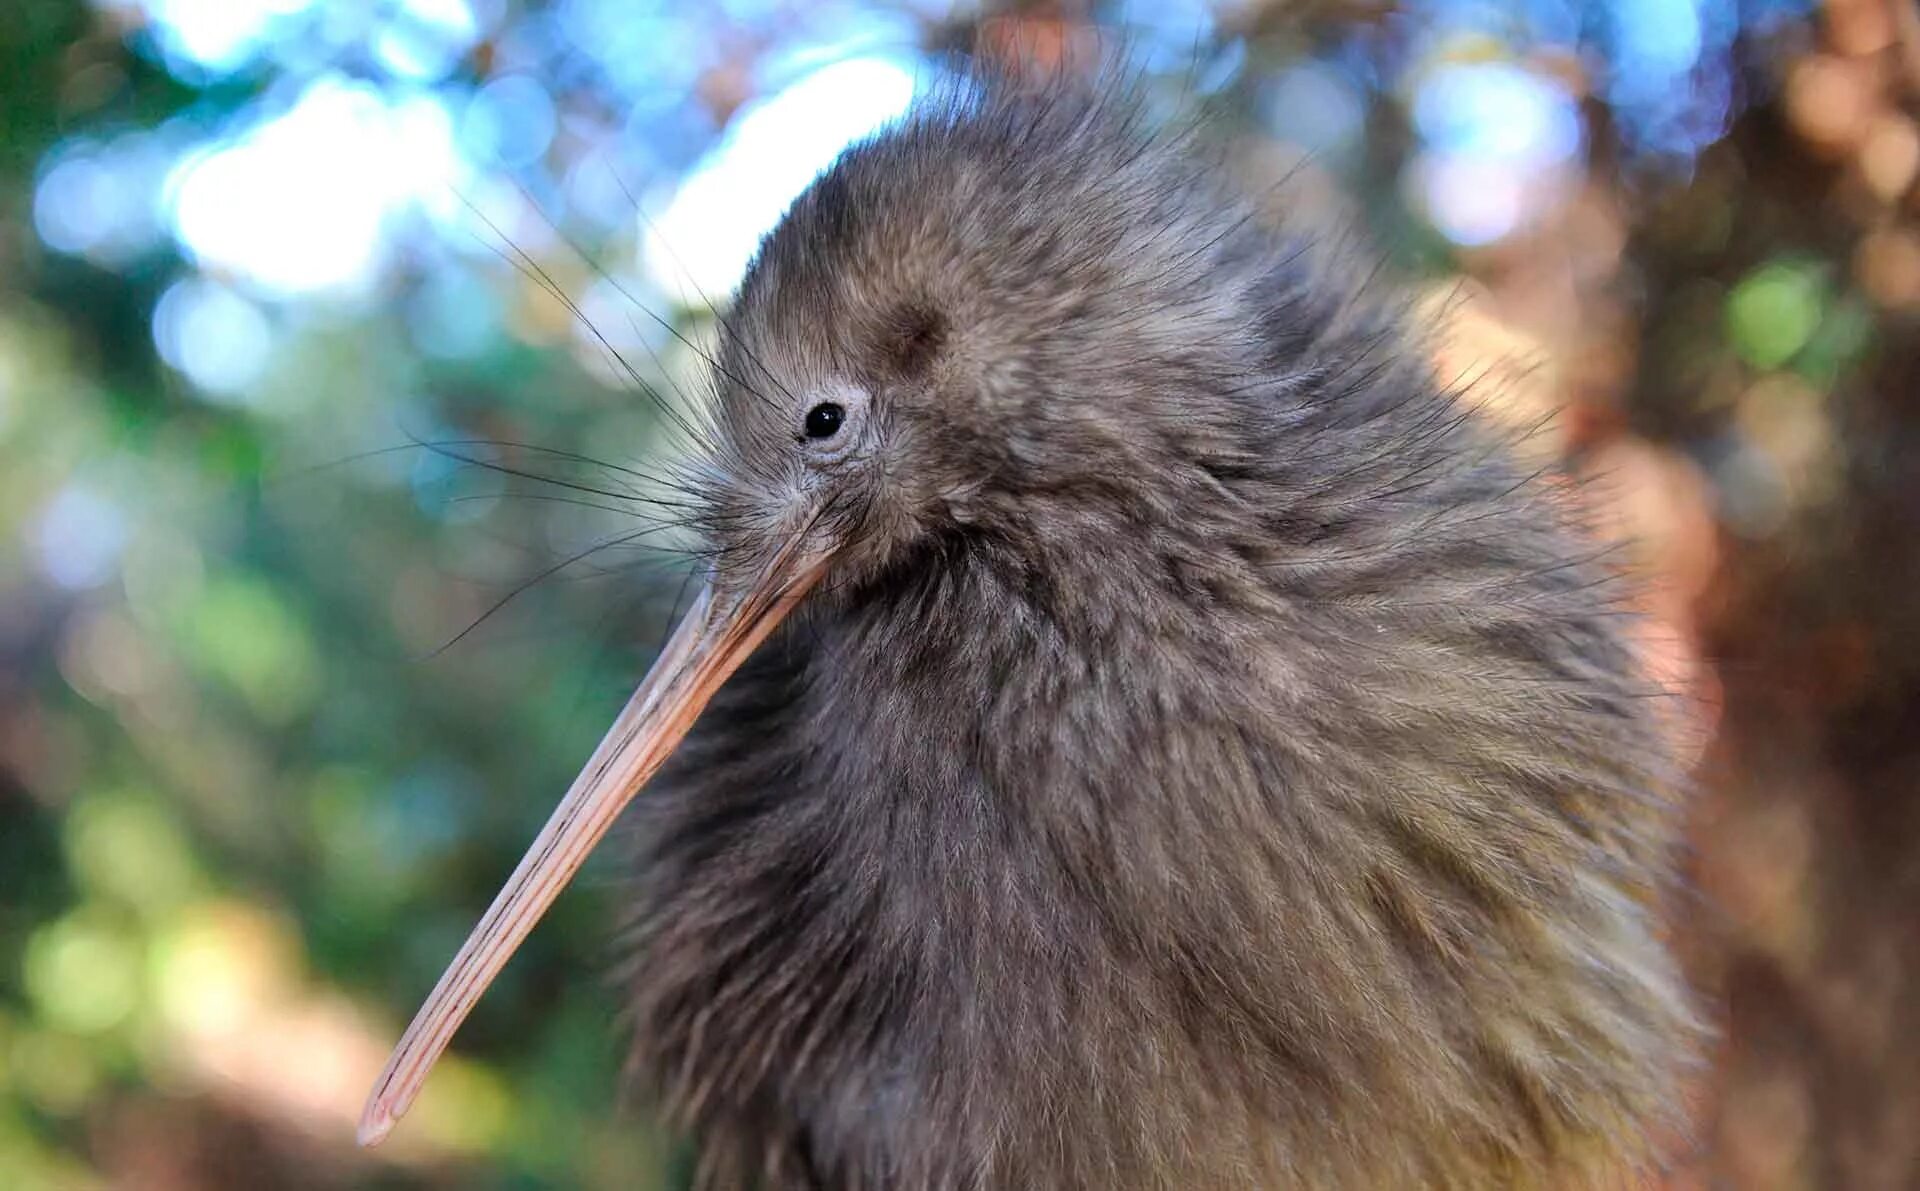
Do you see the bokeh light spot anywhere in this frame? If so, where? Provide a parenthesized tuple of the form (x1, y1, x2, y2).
(1409, 60, 1581, 245)
(462, 74, 558, 169)
(1728, 262, 1826, 370)
(23, 910, 143, 1036)
(645, 55, 920, 297)
(373, 0, 481, 81)
(34, 153, 117, 255)
(137, 0, 317, 75)
(168, 77, 462, 296)
(64, 790, 200, 914)
(1263, 62, 1366, 162)
(9, 1028, 103, 1116)
(152, 276, 274, 399)
(153, 901, 300, 1040)
(1610, 0, 1703, 80)
(1415, 62, 1581, 166)
(32, 132, 175, 265)
(35, 485, 128, 591)
(183, 575, 322, 722)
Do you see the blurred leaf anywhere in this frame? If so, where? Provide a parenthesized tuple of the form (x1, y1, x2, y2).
(62, 787, 200, 915)
(1726, 260, 1828, 371)
(22, 907, 142, 1037)
(177, 573, 320, 723)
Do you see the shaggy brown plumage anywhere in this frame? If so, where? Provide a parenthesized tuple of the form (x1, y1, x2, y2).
(617, 72, 1696, 1190)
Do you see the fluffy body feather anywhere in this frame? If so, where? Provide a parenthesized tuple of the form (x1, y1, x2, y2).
(618, 78, 1694, 1189)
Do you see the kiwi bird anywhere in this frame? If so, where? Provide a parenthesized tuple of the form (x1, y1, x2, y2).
(360, 73, 1695, 1189)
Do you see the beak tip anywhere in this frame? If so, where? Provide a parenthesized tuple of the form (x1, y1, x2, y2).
(357, 1105, 396, 1148)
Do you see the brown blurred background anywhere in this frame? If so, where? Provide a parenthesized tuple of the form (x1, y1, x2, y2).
(2, 0, 1917, 1187)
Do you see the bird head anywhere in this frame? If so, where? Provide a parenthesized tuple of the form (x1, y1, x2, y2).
(696, 85, 1298, 603)
(361, 81, 1316, 1144)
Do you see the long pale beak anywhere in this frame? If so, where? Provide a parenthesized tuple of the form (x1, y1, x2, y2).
(357, 543, 828, 1147)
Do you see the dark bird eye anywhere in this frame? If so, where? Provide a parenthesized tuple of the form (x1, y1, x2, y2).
(804, 402, 845, 439)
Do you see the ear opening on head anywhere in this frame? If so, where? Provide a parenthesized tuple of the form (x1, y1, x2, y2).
(886, 303, 948, 377)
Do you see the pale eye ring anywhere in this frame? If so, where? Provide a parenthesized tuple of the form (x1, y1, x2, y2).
(803, 402, 845, 439)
